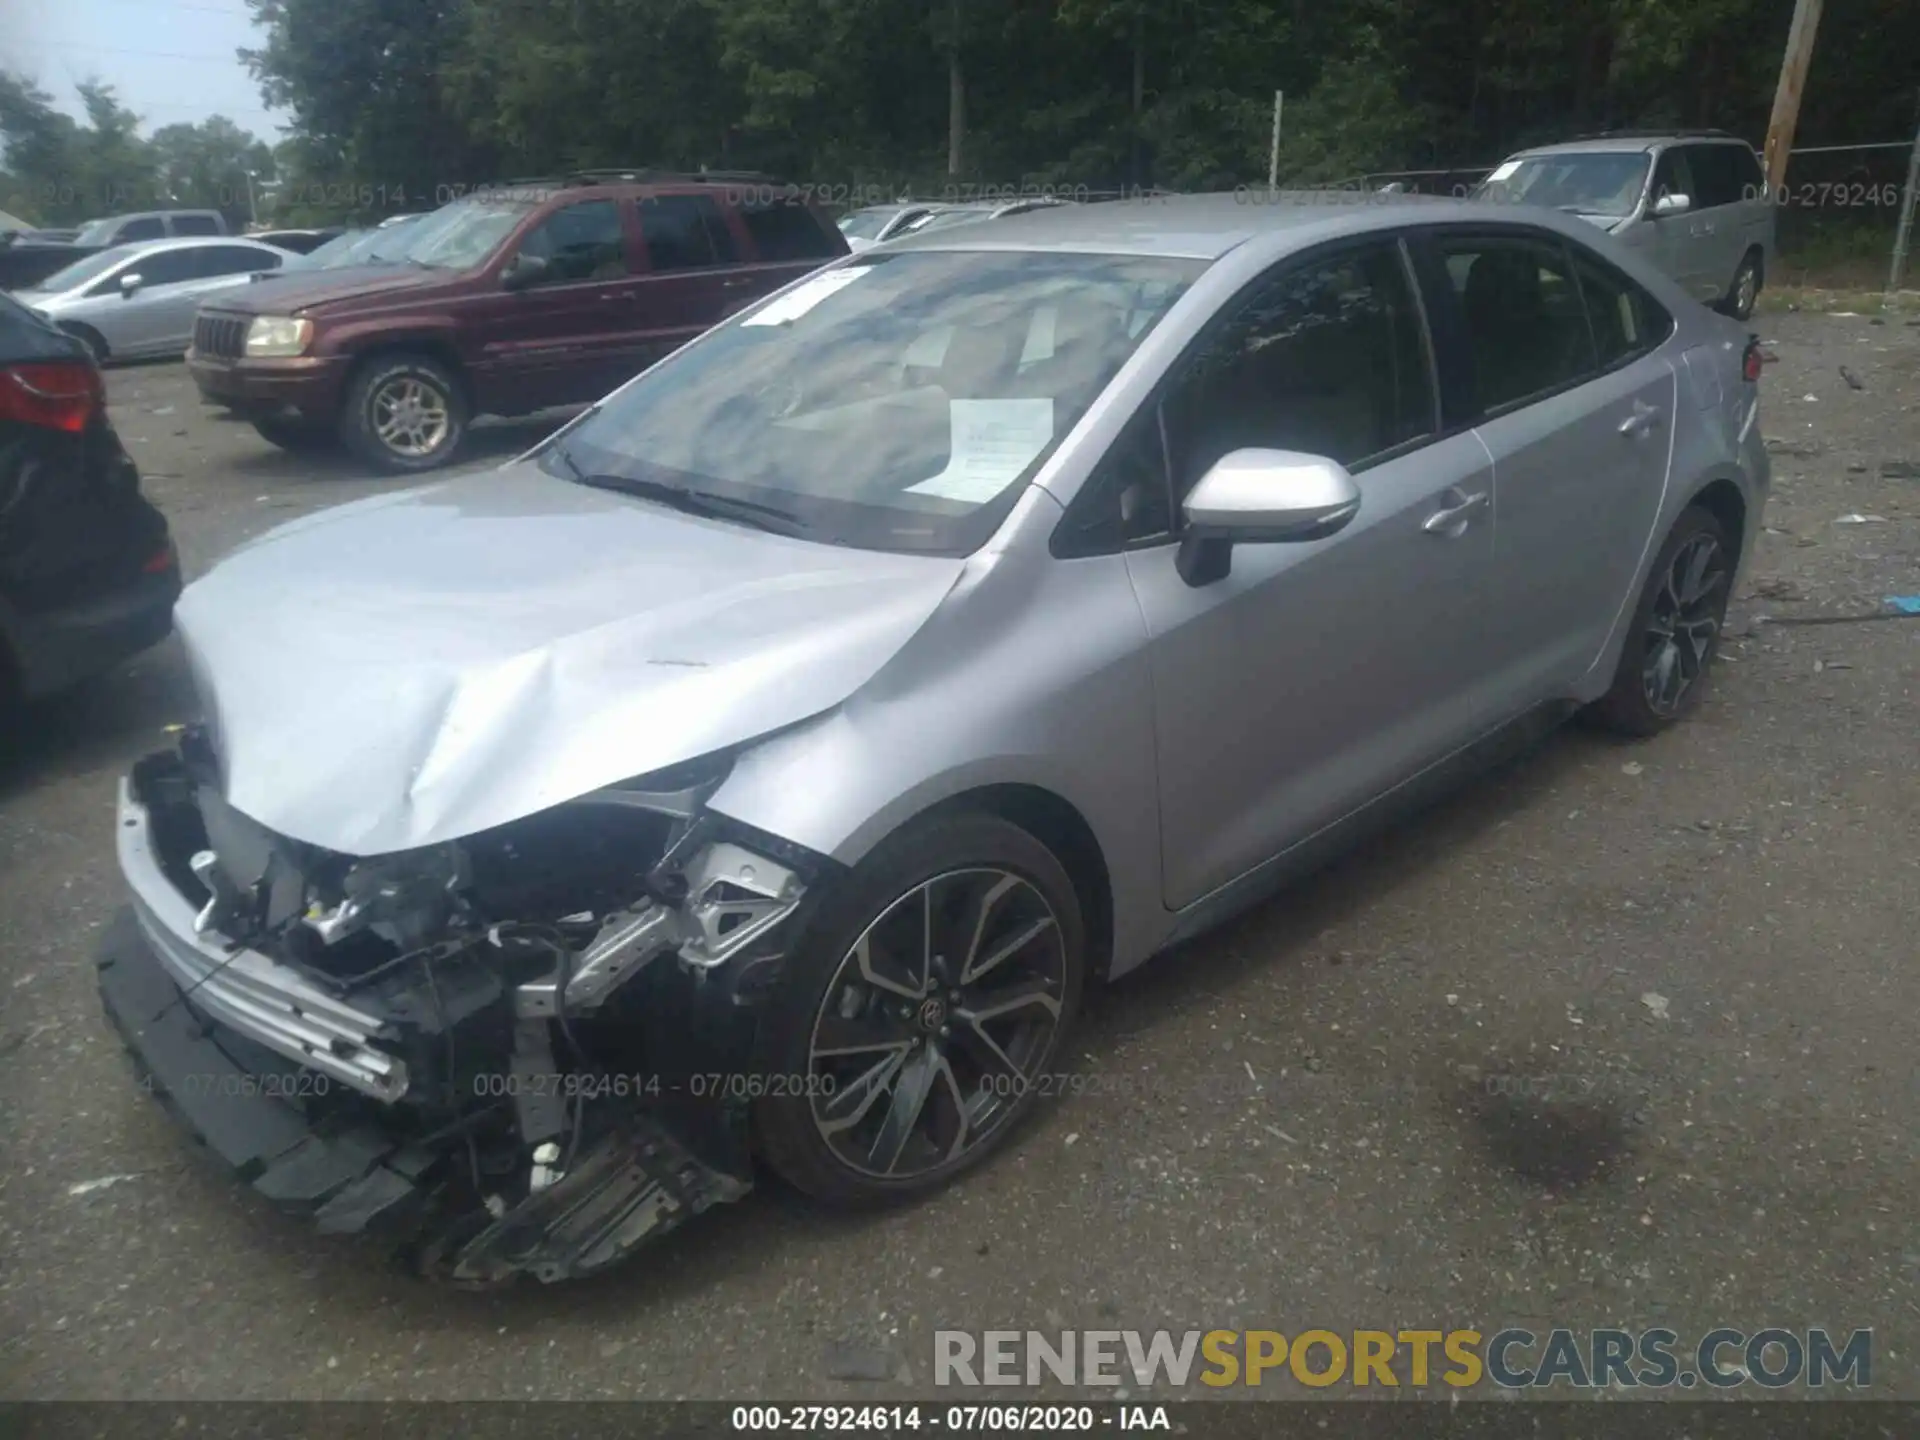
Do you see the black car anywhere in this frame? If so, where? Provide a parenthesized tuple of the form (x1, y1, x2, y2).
(0, 290, 180, 707)
(0, 236, 106, 293)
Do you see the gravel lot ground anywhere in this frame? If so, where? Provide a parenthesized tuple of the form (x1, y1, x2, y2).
(2, 315, 1917, 1401)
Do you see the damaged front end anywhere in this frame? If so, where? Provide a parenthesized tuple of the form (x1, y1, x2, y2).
(97, 725, 832, 1285)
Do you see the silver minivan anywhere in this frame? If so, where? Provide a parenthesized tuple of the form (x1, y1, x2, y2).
(1476, 130, 1774, 319)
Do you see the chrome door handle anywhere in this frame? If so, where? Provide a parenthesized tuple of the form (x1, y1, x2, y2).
(1422, 489, 1488, 535)
(1619, 400, 1663, 438)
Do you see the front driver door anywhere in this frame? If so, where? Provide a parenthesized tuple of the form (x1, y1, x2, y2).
(482, 197, 641, 409)
(98, 247, 205, 357)
(1124, 236, 1502, 910)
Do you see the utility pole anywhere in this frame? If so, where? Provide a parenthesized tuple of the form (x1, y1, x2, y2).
(1762, 0, 1823, 194)
(1268, 91, 1283, 191)
(1890, 93, 1920, 297)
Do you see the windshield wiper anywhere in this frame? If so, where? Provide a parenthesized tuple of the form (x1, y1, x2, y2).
(552, 448, 810, 535)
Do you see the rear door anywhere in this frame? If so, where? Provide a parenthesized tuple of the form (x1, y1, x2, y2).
(1681, 143, 1745, 301)
(1708, 142, 1772, 287)
(630, 191, 749, 368)
(481, 196, 641, 408)
(1420, 226, 1675, 710)
(148, 244, 286, 351)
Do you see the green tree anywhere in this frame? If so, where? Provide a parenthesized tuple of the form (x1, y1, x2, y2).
(148, 117, 275, 225)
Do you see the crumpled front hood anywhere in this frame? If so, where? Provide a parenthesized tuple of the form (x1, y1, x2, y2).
(178, 463, 964, 856)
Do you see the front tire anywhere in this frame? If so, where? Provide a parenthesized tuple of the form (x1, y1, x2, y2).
(340, 353, 467, 473)
(1590, 505, 1733, 736)
(754, 812, 1086, 1207)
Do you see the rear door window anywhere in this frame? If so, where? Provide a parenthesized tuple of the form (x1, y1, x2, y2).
(638, 194, 737, 272)
(737, 200, 840, 262)
(1685, 146, 1741, 209)
(1728, 144, 1766, 201)
(1431, 232, 1598, 413)
(513, 199, 629, 285)
(194, 245, 281, 278)
(1567, 248, 1672, 368)
(170, 214, 222, 236)
(117, 217, 166, 242)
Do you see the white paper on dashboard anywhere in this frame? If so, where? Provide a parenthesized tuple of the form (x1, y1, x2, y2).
(905, 399, 1055, 502)
(741, 267, 868, 326)
(1484, 159, 1520, 183)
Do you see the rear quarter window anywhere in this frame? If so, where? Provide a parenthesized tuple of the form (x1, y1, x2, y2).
(737, 201, 841, 263)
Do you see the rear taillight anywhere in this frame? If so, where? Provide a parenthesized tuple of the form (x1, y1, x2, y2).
(1742, 335, 1763, 384)
(0, 361, 103, 433)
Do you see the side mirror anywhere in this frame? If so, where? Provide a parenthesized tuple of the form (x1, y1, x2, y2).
(119, 272, 144, 297)
(501, 252, 549, 291)
(1652, 192, 1691, 218)
(1177, 449, 1361, 587)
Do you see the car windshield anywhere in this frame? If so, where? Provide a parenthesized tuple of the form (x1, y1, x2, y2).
(837, 208, 902, 241)
(28, 245, 132, 292)
(546, 250, 1204, 556)
(286, 229, 366, 269)
(399, 200, 534, 270)
(287, 222, 420, 270)
(1475, 152, 1652, 218)
(71, 218, 124, 247)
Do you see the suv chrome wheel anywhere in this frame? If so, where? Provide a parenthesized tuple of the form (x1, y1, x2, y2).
(371, 376, 451, 458)
(807, 867, 1066, 1180)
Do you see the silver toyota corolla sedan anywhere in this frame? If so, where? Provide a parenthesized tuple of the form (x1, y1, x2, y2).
(99, 193, 1767, 1284)
(23, 236, 294, 362)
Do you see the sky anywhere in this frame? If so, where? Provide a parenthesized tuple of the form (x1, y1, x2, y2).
(0, 0, 289, 141)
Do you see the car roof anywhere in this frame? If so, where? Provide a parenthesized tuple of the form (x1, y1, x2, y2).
(104, 236, 291, 262)
(884, 189, 1477, 260)
(1510, 134, 1755, 159)
(91, 208, 224, 221)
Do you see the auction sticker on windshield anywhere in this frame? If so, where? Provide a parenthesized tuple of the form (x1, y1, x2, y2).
(742, 267, 870, 326)
(906, 399, 1055, 502)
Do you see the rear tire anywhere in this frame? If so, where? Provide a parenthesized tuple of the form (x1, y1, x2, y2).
(1720, 249, 1762, 321)
(340, 352, 467, 473)
(753, 811, 1086, 1208)
(1589, 505, 1733, 737)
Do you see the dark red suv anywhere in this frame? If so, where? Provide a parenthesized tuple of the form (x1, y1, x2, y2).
(185, 173, 849, 471)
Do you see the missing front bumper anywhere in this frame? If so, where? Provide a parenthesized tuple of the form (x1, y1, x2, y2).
(96, 907, 752, 1282)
